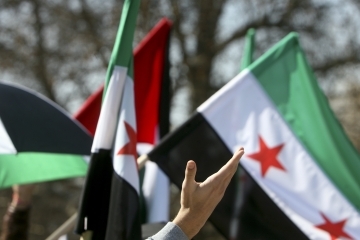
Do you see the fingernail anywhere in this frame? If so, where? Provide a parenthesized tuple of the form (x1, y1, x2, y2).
(187, 161, 195, 169)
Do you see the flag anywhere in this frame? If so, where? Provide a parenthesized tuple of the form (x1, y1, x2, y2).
(147, 33, 360, 239)
(134, 18, 172, 224)
(75, 0, 141, 239)
(73, 86, 103, 136)
(72, 18, 172, 224)
(0, 82, 91, 188)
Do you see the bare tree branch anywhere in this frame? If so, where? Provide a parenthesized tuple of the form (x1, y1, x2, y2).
(32, 0, 56, 102)
(313, 55, 360, 73)
(78, 0, 108, 69)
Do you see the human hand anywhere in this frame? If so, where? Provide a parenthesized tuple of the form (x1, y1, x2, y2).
(172, 147, 244, 239)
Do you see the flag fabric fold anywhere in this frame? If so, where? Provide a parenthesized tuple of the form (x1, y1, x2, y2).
(134, 18, 172, 224)
(147, 33, 360, 239)
(240, 28, 255, 71)
(75, 0, 141, 239)
(0, 83, 91, 188)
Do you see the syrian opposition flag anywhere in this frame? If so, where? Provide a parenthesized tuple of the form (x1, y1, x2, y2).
(239, 28, 255, 71)
(0, 82, 91, 188)
(73, 18, 172, 225)
(147, 33, 360, 239)
(75, 0, 142, 239)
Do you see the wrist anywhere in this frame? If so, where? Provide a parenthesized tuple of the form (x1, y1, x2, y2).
(173, 208, 202, 239)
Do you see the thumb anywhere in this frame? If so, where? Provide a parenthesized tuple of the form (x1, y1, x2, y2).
(184, 160, 197, 186)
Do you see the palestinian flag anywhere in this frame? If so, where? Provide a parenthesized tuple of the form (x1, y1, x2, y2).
(134, 18, 172, 224)
(0, 82, 91, 188)
(73, 18, 172, 225)
(147, 33, 360, 239)
(73, 86, 103, 137)
(75, 0, 142, 239)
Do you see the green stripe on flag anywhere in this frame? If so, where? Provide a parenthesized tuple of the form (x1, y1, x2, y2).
(240, 28, 255, 71)
(0, 152, 87, 188)
(103, 0, 140, 96)
(248, 33, 360, 210)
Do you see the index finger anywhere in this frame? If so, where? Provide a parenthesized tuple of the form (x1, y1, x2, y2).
(214, 147, 244, 180)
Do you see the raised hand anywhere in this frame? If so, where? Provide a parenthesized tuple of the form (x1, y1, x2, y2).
(173, 147, 245, 239)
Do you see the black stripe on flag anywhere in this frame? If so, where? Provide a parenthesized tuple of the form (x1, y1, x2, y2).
(75, 149, 113, 239)
(148, 112, 308, 240)
(158, 32, 171, 139)
(75, 149, 142, 240)
(238, 170, 308, 240)
(106, 172, 142, 240)
(0, 83, 92, 154)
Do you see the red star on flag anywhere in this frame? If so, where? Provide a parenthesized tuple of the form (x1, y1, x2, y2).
(247, 136, 285, 177)
(117, 121, 137, 161)
(315, 213, 353, 240)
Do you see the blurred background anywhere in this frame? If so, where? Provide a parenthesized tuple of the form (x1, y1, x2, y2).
(1, 0, 360, 239)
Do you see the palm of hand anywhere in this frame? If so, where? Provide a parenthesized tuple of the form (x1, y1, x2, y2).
(173, 147, 244, 239)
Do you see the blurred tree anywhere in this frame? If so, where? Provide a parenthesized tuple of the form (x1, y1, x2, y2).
(0, 0, 122, 109)
(1, 0, 360, 239)
(167, 0, 360, 111)
(2, 0, 360, 119)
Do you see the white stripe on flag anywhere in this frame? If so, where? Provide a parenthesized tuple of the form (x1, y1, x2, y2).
(0, 117, 17, 154)
(113, 75, 139, 194)
(91, 66, 127, 152)
(138, 140, 170, 223)
(142, 160, 169, 223)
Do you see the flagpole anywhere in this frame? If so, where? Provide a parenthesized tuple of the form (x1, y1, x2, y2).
(137, 154, 149, 169)
(80, 231, 92, 240)
(45, 155, 150, 240)
(45, 213, 78, 240)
